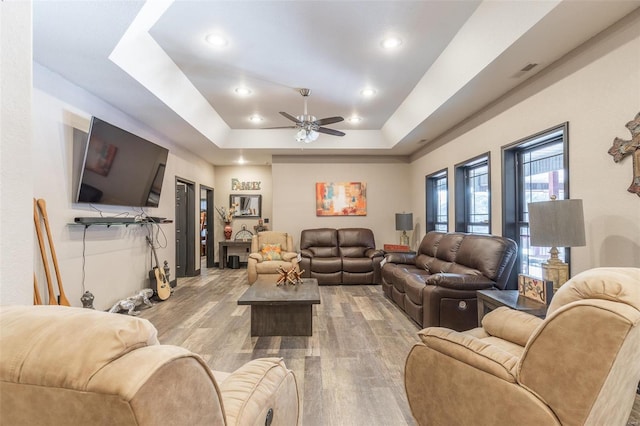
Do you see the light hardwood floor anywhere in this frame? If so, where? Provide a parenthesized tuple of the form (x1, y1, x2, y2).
(139, 267, 640, 426)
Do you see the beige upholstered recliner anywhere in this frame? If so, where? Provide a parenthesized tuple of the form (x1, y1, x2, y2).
(0, 305, 299, 426)
(248, 231, 299, 284)
(405, 267, 640, 426)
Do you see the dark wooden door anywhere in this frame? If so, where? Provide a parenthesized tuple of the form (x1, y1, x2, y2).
(204, 187, 215, 267)
(175, 183, 187, 278)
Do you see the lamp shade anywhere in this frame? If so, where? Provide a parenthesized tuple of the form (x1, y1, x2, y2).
(528, 199, 585, 247)
(395, 213, 413, 231)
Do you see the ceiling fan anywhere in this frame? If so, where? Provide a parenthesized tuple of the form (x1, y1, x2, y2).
(267, 88, 345, 143)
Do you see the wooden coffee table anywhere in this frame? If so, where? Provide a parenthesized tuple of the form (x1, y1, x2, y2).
(237, 277, 321, 336)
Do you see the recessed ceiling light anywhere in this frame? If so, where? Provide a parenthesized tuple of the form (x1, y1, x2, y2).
(234, 87, 252, 96)
(237, 156, 246, 165)
(205, 34, 228, 47)
(347, 116, 362, 124)
(381, 37, 402, 49)
(360, 88, 377, 97)
(248, 114, 263, 123)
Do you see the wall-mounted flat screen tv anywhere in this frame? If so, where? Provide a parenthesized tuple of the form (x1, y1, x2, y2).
(76, 117, 169, 208)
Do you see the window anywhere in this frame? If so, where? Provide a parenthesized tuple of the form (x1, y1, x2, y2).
(502, 123, 569, 285)
(455, 154, 490, 234)
(426, 169, 448, 232)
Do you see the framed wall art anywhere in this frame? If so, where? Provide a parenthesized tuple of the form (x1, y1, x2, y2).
(518, 274, 554, 305)
(316, 182, 367, 216)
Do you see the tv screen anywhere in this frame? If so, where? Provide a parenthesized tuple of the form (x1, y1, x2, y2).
(76, 117, 169, 208)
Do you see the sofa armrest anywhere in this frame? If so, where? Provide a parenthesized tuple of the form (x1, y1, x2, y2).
(416, 328, 519, 383)
(365, 248, 384, 259)
(248, 253, 263, 262)
(299, 249, 313, 259)
(384, 252, 416, 264)
(425, 273, 496, 291)
(218, 357, 299, 426)
(282, 252, 298, 262)
(481, 307, 543, 347)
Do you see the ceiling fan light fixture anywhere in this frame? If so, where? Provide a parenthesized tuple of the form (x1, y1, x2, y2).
(280, 88, 345, 143)
(294, 128, 319, 143)
(295, 128, 307, 142)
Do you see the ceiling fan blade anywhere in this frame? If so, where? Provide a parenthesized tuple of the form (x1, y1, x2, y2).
(317, 127, 345, 137)
(315, 116, 344, 126)
(279, 111, 301, 124)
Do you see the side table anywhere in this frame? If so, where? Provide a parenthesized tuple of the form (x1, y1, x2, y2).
(218, 240, 252, 269)
(477, 289, 548, 326)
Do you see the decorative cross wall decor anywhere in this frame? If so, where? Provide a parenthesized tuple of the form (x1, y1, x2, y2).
(608, 112, 640, 197)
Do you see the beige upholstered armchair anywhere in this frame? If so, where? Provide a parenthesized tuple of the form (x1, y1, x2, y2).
(0, 305, 299, 426)
(248, 231, 299, 284)
(405, 267, 640, 426)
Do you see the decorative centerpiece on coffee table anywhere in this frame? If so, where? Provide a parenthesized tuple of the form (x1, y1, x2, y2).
(276, 265, 305, 286)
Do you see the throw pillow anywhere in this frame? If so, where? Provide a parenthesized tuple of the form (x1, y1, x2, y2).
(260, 243, 282, 261)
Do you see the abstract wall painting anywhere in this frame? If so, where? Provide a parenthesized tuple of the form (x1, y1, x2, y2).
(316, 182, 367, 216)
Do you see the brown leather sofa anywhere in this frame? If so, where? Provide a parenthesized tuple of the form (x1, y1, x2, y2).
(299, 228, 384, 285)
(382, 231, 517, 331)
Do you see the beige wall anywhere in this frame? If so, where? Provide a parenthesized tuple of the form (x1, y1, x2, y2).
(272, 158, 412, 250)
(212, 161, 412, 260)
(0, 1, 33, 305)
(409, 10, 640, 275)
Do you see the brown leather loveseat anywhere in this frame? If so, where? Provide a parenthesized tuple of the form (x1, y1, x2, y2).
(299, 228, 384, 285)
(382, 231, 517, 331)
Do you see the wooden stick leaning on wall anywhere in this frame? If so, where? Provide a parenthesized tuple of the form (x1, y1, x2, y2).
(33, 198, 58, 305)
(34, 274, 42, 305)
(36, 199, 70, 306)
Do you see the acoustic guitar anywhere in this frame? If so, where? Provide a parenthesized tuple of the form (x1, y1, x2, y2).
(146, 236, 171, 301)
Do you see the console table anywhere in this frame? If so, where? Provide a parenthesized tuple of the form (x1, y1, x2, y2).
(218, 240, 251, 269)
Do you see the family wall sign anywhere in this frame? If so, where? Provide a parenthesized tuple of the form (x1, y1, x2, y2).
(232, 178, 261, 191)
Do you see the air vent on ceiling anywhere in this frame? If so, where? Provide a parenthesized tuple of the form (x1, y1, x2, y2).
(520, 63, 538, 72)
(511, 63, 540, 79)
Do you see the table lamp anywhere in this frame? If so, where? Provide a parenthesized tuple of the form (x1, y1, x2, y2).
(395, 213, 413, 246)
(528, 197, 585, 291)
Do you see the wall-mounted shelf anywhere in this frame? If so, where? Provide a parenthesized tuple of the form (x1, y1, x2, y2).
(70, 217, 172, 228)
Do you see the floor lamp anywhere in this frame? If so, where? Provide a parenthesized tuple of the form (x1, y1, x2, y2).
(395, 213, 413, 246)
(528, 197, 585, 292)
